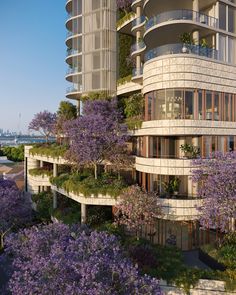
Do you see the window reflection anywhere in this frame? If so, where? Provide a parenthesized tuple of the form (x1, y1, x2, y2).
(145, 89, 236, 122)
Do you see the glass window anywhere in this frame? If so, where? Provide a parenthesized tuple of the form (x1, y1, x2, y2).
(214, 93, 219, 121)
(219, 3, 226, 30)
(166, 89, 175, 119)
(156, 90, 165, 120)
(173, 89, 184, 119)
(228, 6, 236, 33)
(198, 90, 203, 119)
(219, 34, 227, 62)
(148, 96, 152, 121)
(229, 136, 234, 151)
(206, 92, 212, 120)
(185, 90, 194, 119)
(228, 37, 236, 64)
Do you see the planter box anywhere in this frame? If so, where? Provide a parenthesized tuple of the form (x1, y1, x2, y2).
(199, 249, 226, 271)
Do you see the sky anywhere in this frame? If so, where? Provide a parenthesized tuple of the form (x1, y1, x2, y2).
(0, 0, 69, 133)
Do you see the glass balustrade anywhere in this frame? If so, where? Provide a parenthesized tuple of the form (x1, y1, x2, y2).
(146, 9, 219, 30)
(145, 43, 219, 62)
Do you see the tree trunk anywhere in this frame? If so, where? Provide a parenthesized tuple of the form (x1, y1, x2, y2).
(94, 164, 98, 180)
(0, 233, 4, 251)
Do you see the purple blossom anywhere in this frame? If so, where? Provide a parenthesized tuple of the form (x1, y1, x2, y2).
(64, 99, 129, 179)
(5, 223, 162, 294)
(28, 110, 57, 142)
(0, 179, 32, 250)
(192, 152, 236, 233)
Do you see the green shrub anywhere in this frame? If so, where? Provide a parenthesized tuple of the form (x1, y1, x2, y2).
(117, 11, 135, 28)
(29, 167, 52, 177)
(50, 172, 128, 198)
(118, 33, 133, 79)
(117, 75, 132, 86)
(29, 143, 68, 158)
(1, 145, 24, 162)
(32, 192, 53, 221)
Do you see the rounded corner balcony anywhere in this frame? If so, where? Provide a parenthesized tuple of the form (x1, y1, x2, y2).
(65, 0, 72, 13)
(132, 67, 143, 82)
(131, 0, 143, 11)
(158, 197, 203, 221)
(65, 68, 82, 82)
(65, 32, 82, 48)
(144, 10, 218, 42)
(66, 86, 82, 100)
(65, 48, 82, 65)
(131, 16, 146, 33)
(136, 157, 192, 176)
(131, 40, 146, 57)
(117, 12, 136, 35)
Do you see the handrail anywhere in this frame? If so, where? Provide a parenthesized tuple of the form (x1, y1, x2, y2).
(146, 9, 219, 30)
(145, 43, 219, 62)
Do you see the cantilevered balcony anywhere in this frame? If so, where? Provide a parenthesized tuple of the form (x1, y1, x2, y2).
(145, 10, 218, 31)
(144, 43, 218, 62)
(131, 40, 146, 56)
(66, 85, 83, 99)
(132, 16, 146, 32)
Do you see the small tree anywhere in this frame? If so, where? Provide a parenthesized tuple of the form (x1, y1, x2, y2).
(192, 152, 236, 233)
(64, 99, 129, 179)
(55, 101, 77, 141)
(116, 185, 161, 239)
(0, 180, 32, 250)
(28, 110, 56, 143)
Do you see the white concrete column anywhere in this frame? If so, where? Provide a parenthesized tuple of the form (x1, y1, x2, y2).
(40, 161, 43, 168)
(187, 176, 193, 196)
(53, 163, 58, 177)
(81, 203, 87, 224)
(192, 137, 199, 147)
(192, 0, 199, 12)
(136, 6, 141, 18)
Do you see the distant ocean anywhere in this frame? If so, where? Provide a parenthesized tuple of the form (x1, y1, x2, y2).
(0, 136, 54, 147)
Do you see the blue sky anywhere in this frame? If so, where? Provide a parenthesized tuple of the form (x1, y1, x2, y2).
(0, 0, 69, 133)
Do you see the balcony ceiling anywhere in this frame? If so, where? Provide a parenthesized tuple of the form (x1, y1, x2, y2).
(144, 0, 217, 18)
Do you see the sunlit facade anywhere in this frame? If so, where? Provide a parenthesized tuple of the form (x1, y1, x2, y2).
(118, 0, 236, 250)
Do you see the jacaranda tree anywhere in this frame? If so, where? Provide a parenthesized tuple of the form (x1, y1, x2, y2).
(64, 99, 129, 179)
(28, 110, 57, 143)
(116, 185, 161, 239)
(0, 179, 32, 250)
(5, 223, 162, 294)
(117, 0, 132, 12)
(192, 152, 236, 233)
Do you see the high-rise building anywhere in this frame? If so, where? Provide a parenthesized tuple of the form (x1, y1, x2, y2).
(117, 0, 236, 250)
(25, 0, 236, 250)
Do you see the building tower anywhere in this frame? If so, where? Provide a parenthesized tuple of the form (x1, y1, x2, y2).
(65, 0, 117, 110)
(117, 0, 236, 250)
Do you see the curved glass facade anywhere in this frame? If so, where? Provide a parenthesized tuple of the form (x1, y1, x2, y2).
(145, 89, 236, 122)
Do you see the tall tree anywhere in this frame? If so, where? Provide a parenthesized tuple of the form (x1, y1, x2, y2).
(192, 152, 236, 233)
(64, 99, 129, 179)
(115, 185, 161, 239)
(28, 110, 56, 143)
(0, 180, 32, 250)
(5, 223, 162, 294)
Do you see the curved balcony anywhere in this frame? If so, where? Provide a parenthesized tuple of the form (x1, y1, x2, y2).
(132, 67, 143, 82)
(66, 14, 82, 31)
(131, 40, 146, 56)
(145, 10, 218, 33)
(65, 0, 72, 13)
(131, 0, 143, 11)
(131, 16, 146, 32)
(158, 197, 203, 221)
(134, 120, 236, 137)
(136, 157, 192, 176)
(66, 67, 82, 76)
(66, 85, 83, 99)
(52, 186, 118, 206)
(144, 43, 218, 62)
(66, 48, 81, 57)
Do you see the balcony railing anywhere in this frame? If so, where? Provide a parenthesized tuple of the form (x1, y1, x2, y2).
(132, 16, 146, 28)
(144, 43, 219, 62)
(146, 9, 219, 30)
(132, 67, 143, 77)
(66, 67, 82, 75)
(67, 48, 82, 57)
(66, 85, 83, 94)
(131, 40, 146, 53)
